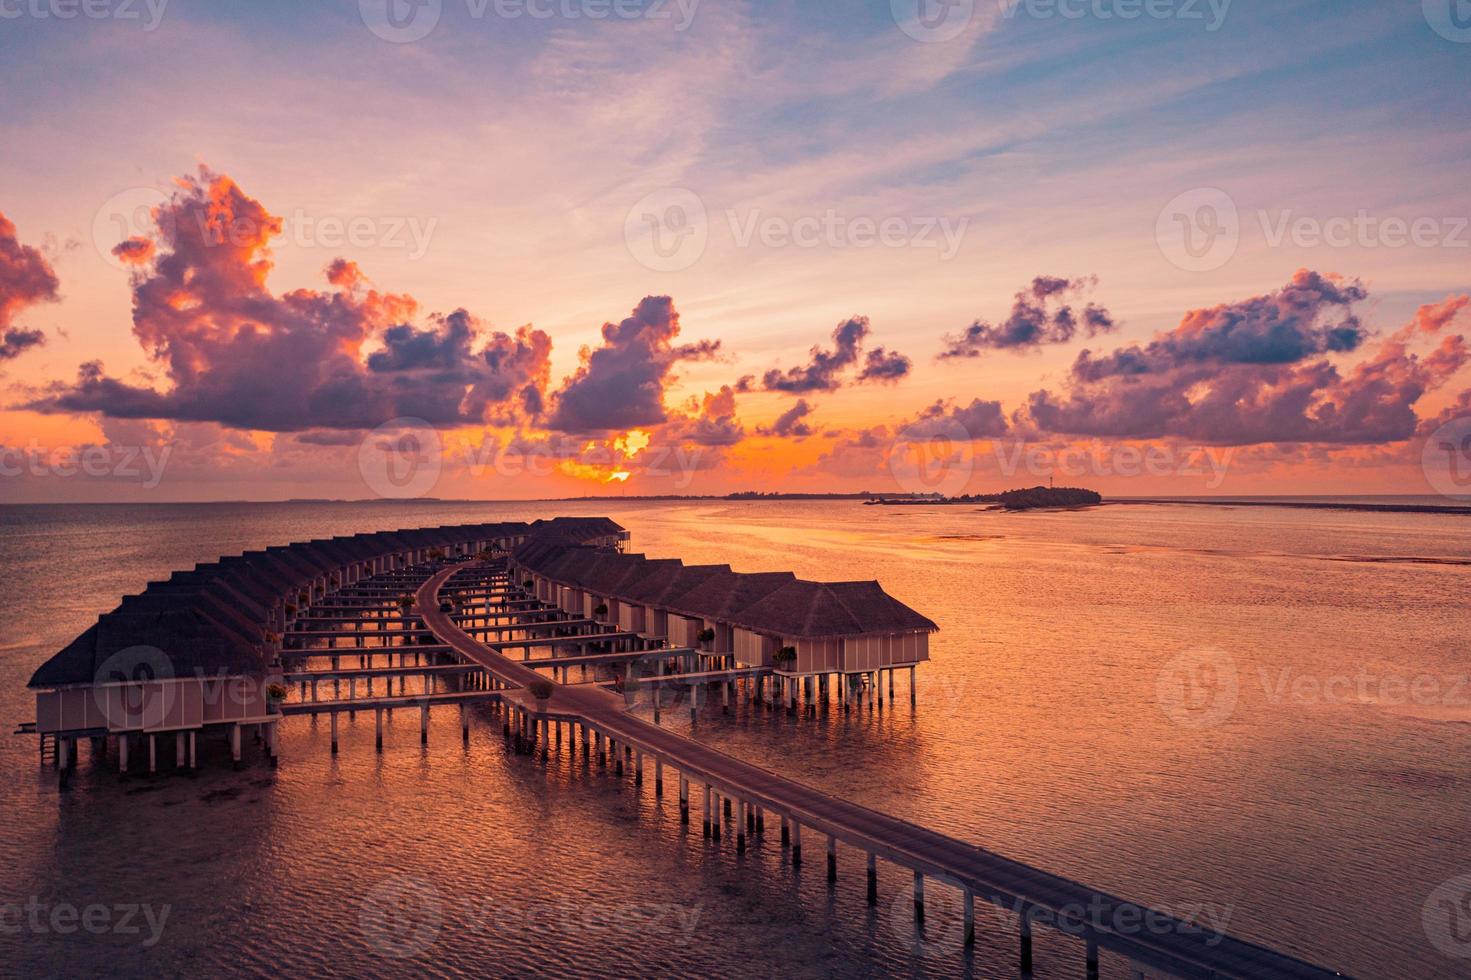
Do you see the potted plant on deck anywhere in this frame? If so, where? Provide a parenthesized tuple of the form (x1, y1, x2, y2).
(773, 646, 797, 668)
(529, 678, 554, 701)
(266, 682, 289, 713)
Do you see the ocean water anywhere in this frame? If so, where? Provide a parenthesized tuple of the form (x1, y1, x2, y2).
(1, 499, 1468, 979)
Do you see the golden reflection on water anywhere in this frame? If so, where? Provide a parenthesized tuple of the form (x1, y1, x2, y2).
(1, 499, 1468, 979)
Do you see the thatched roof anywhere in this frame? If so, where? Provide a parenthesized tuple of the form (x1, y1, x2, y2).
(661, 570, 796, 623)
(514, 541, 937, 640)
(730, 580, 938, 638)
(28, 519, 616, 689)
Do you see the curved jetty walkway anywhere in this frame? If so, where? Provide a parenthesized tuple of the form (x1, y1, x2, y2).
(418, 563, 1345, 980)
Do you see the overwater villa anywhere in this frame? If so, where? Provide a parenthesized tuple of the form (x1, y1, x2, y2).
(19, 516, 1349, 979)
(25, 515, 928, 772)
(26, 521, 541, 772)
(512, 542, 936, 679)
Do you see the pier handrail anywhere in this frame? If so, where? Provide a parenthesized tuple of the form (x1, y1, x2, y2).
(417, 564, 1346, 980)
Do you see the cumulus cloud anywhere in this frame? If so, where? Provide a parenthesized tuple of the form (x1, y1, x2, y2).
(667, 385, 745, 447)
(1071, 269, 1366, 381)
(760, 315, 912, 392)
(1025, 272, 1467, 445)
(0, 327, 45, 361)
(940, 275, 1115, 358)
(545, 295, 721, 434)
(759, 398, 816, 438)
(858, 346, 912, 383)
(0, 211, 60, 360)
(909, 397, 1010, 438)
(24, 169, 549, 431)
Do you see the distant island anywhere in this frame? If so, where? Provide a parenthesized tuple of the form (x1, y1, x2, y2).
(865, 486, 1103, 510)
(556, 490, 945, 502)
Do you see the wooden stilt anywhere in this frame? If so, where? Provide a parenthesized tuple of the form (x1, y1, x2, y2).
(1021, 912, 1033, 973)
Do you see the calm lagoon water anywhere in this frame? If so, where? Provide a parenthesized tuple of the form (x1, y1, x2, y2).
(1, 499, 1468, 979)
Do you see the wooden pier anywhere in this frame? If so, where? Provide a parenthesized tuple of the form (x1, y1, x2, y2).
(24, 517, 1348, 979)
(405, 562, 1345, 980)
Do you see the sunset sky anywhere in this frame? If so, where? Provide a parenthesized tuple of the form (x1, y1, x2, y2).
(2, 0, 1469, 501)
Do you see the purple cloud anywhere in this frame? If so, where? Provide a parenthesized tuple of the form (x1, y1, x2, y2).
(762, 316, 912, 392)
(759, 398, 816, 438)
(546, 295, 721, 434)
(940, 275, 1115, 358)
(0, 212, 60, 360)
(1025, 276, 1467, 445)
(24, 169, 549, 431)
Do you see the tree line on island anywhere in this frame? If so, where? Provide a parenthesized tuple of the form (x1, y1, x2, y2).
(864, 486, 1103, 510)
